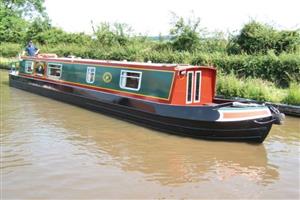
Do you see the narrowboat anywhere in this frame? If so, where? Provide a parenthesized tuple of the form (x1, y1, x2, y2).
(9, 54, 284, 143)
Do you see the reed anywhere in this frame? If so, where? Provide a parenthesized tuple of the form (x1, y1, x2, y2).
(282, 82, 300, 105)
(217, 72, 288, 103)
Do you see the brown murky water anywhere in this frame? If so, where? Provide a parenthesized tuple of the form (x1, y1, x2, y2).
(1, 70, 299, 199)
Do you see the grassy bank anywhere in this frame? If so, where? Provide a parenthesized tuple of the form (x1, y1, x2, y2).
(217, 73, 300, 105)
(0, 57, 18, 69)
(282, 83, 300, 105)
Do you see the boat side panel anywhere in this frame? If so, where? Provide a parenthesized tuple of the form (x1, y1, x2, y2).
(11, 73, 273, 123)
(201, 68, 216, 104)
(12, 73, 220, 121)
(9, 74, 273, 143)
(60, 63, 174, 99)
(20, 59, 175, 101)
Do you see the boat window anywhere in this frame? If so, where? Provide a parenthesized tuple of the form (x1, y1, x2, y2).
(194, 71, 201, 102)
(35, 62, 45, 76)
(120, 70, 142, 91)
(186, 71, 193, 104)
(25, 61, 34, 74)
(47, 63, 62, 79)
(86, 67, 96, 83)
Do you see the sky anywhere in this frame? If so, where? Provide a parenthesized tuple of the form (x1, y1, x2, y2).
(45, 0, 300, 36)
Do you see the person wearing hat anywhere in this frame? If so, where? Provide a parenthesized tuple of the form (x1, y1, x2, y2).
(23, 41, 40, 56)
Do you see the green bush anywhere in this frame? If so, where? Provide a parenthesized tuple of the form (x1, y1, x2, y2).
(33, 28, 93, 45)
(0, 43, 22, 57)
(0, 57, 18, 69)
(192, 53, 300, 86)
(42, 44, 92, 58)
(230, 21, 300, 55)
(1, 42, 299, 87)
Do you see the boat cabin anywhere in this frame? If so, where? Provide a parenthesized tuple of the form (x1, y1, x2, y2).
(18, 55, 216, 105)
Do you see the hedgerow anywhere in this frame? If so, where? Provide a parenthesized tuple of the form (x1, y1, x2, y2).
(1, 42, 299, 87)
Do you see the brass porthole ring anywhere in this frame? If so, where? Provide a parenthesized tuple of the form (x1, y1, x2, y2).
(102, 72, 112, 83)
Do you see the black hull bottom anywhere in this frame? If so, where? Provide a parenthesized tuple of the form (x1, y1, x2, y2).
(9, 75, 273, 143)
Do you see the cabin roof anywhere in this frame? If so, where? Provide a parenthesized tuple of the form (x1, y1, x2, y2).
(22, 55, 216, 71)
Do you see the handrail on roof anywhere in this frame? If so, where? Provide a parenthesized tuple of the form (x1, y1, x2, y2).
(21, 54, 215, 70)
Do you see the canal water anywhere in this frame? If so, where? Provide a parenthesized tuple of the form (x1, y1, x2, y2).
(1, 70, 299, 199)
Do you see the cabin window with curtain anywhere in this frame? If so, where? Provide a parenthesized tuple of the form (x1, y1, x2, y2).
(119, 70, 142, 91)
(25, 61, 34, 73)
(47, 63, 62, 79)
(86, 67, 96, 83)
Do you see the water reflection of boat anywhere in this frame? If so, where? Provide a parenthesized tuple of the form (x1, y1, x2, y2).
(89, 132, 279, 186)
(27, 100, 279, 186)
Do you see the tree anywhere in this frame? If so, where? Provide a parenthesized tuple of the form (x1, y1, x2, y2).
(231, 21, 300, 54)
(0, 7, 28, 42)
(32, 27, 92, 45)
(24, 16, 51, 43)
(169, 13, 203, 52)
(93, 22, 132, 47)
(0, 0, 46, 43)
(235, 21, 278, 54)
(1, 0, 45, 18)
(276, 30, 300, 53)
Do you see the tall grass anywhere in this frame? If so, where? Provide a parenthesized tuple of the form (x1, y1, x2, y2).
(0, 57, 18, 69)
(217, 72, 300, 105)
(217, 72, 286, 103)
(282, 82, 300, 105)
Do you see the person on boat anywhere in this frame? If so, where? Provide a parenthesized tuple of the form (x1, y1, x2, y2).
(23, 41, 40, 56)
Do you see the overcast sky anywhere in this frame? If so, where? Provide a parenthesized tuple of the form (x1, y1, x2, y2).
(45, 0, 300, 35)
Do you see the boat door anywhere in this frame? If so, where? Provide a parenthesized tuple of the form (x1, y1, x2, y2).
(186, 70, 201, 104)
